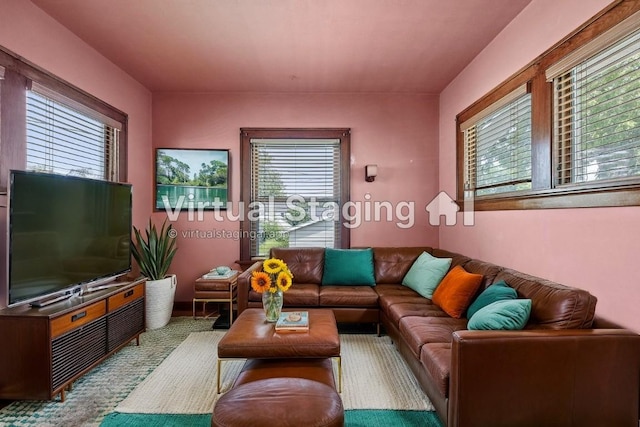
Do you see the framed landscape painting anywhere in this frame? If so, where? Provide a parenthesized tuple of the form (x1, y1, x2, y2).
(155, 148, 229, 210)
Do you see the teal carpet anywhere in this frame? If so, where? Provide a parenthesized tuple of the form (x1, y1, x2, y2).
(101, 410, 442, 426)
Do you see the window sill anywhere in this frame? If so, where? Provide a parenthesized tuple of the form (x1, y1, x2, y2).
(458, 182, 640, 210)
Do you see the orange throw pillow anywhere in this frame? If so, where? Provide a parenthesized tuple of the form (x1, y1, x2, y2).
(432, 265, 483, 318)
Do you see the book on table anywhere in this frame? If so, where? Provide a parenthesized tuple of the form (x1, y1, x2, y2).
(275, 311, 309, 332)
(202, 270, 237, 280)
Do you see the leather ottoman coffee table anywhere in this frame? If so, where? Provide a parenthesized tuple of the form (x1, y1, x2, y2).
(217, 308, 341, 393)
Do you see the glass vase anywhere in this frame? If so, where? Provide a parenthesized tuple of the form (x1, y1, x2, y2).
(262, 289, 284, 322)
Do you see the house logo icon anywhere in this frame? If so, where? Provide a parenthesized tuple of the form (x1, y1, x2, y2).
(425, 191, 474, 226)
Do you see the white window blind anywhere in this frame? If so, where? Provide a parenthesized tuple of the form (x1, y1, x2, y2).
(26, 83, 120, 181)
(463, 87, 532, 197)
(250, 138, 341, 257)
(550, 19, 640, 186)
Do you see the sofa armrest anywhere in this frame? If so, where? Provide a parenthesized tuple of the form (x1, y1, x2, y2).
(236, 261, 263, 315)
(448, 329, 640, 427)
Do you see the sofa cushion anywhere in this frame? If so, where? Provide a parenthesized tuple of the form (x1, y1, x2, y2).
(249, 283, 320, 306)
(319, 286, 379, 307)
(398, 316, 467, 358)
(420, 343, 451, 398)
(378, 293, 433, 313)
(386, 302, 449, 324)
(280, 284, 321, 306)
(374, 283, 427, 313)
(322, 248, 375, 286)
(468, 299, 532, 330)
(271, 248, 325, 285)
(494, 269, 597, 329)
(432, 266, 483, 319)
(402, 252, 452, 298)
(466, 280, 517, 319)
(248, 288, 262, 303)
(373, 283, 418, 297)
(373, 247, 433, 284)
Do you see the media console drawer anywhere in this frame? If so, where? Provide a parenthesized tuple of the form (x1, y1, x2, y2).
(108, 283, 144, 312)
(50, 301, 107, 339)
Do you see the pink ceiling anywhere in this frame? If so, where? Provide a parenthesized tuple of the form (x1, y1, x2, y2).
(31, 0, 532, 93)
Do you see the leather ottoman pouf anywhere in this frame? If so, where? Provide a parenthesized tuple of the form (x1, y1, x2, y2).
(211, 377, 344, 427)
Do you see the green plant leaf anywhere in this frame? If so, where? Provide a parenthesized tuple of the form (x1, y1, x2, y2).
(130, 218, 177, 281)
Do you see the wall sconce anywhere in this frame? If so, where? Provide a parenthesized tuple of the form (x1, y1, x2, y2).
(365, 164, 378, 182)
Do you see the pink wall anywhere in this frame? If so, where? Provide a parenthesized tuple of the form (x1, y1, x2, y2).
(0, 0, 153, 227)
(0, 1, 152, 307)
(439, 0, 640, 331)
(153, 92, 439, 302)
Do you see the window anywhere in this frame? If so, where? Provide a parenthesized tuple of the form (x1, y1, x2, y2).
(462, 86, 532, 198)
(26, 83, 121, 180)
(550, 26, 640, 187)
(0, 46, 127, 191)
(456, 1, 640, 210)
(240, 128, 350, 260)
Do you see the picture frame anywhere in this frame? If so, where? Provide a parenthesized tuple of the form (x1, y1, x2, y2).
(155, 148, 229, 210)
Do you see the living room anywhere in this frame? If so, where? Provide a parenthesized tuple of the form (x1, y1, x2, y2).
(2, 0, 637, 331)
(0, 0, 639, 425)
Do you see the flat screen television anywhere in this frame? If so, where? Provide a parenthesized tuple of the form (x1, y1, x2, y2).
(7, 170, 132, 307)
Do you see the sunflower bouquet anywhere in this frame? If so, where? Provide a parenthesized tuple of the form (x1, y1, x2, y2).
(251, 258, 293, 322)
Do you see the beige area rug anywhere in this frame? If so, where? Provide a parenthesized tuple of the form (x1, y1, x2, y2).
(115, 331, 434, 414)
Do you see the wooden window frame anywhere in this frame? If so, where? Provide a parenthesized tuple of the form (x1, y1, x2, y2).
(456, 0, 640, 210)
(462, 85, 533, 198)
(0, 45, 128, 193)
(239, 128, 351, 261)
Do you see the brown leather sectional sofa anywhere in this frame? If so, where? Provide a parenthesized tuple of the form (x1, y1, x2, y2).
(237, 246, 640, 427)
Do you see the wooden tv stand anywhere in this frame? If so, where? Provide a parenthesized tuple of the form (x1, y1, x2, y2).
(0, 278, 146, 401)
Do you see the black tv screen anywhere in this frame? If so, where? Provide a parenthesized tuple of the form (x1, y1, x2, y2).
(8, 170, 132, 306)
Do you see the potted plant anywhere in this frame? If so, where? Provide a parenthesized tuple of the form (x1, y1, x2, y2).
(131, 218, 178, 330)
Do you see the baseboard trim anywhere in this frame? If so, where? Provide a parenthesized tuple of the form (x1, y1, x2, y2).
(172, 300, 229, 317)
(171, 301, 194, 317)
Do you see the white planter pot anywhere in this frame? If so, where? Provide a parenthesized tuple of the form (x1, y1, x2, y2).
(145, 274, 177, 330)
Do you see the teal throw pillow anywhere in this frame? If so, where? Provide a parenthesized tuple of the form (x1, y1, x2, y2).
(466, 280, 518, 319)
(322, 248, 376, 286)
(468, 299, 532, 330)
(401, 252, 452, 298)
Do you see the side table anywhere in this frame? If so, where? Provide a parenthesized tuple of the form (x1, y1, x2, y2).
(193, 271, 239, 325)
